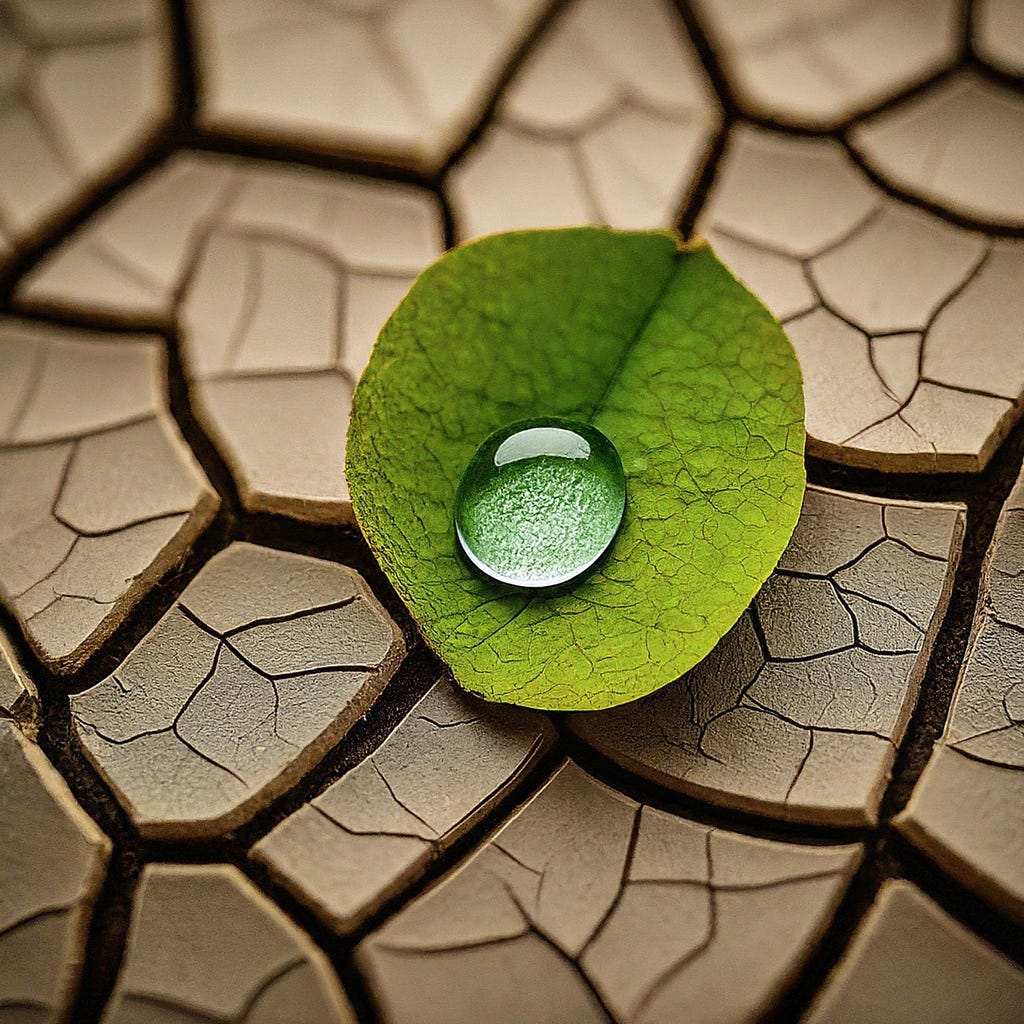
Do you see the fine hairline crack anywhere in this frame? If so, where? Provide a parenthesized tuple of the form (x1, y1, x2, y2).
(2, 4, 1023, 1024)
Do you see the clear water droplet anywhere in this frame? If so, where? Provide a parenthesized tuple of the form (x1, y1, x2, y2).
(455, 418, 626, 589)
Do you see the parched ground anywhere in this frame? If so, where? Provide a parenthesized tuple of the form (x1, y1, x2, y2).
(1, 1, 1023, 1022)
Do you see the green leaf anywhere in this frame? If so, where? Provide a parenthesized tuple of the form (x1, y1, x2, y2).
(347, 228, 805, 711)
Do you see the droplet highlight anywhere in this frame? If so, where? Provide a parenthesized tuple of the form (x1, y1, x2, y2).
(455, 418, 626, 589)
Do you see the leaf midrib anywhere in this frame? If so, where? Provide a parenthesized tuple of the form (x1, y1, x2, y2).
(443, 249, 690, 649)
(582, 248, 686, 424)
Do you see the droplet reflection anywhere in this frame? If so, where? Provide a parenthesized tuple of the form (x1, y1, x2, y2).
(454, 418, 626, 589)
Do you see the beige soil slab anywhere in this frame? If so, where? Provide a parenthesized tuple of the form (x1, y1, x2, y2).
(850, 71, 1024, 230)
(357, 760, 862, 1024)
(570, 486, 964, 826)
(804, 881, 1024, 1024)
(102, 863, 354, 1023)
(974, 0, 1024, 75)
(691, 0, 960, 128)
(0, 319, 218, 673)
(0, 624, 39, 738)
(71, 541, 405, 839)
(14, 153, 444, 521)
(0, 0, 170, 264)
(700, 126, 1024, 473)
(898, 467, 1024, 922)
(16, 151, 444, 324)
(450, 0, 720, 237)
(190, 0, 552, 173)
(252, 675, 555, 933)
(0, 719, 111, 1022)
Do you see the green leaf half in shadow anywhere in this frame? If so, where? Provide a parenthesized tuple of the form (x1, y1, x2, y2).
(347, 227, 805, 711)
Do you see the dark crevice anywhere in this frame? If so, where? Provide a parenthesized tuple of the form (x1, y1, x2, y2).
(2, 126, 454, 320)
(676, 0, 1024, 241)
(764, 392, 1024, 1021)
(965, 52, 1024, 94)
(762, 833, 888, 1024)
(167, 0, 199, 124)
(437, 185, 459, 252)
(1, 580, 441, 1022)
(666, 0, 743, 244)
(0, 303, 167, 335)
(24, 517, 234, 698)
(963, 0, 1024, 94)
(670, 0, 743, 118)
(240, 740, 568, 1024)
(141, 641, 444, 858)
(0, 132, 178, 307)
(766, 828, 1024, 1024)
(17, 631, 147, 1024)
(436, 0, 575, 175)
(678, 108, 1024, 241)
(890, 831, 1024, 967)
(958, 0, 978, 60)
(876, 445, 1022, 822)
(840, 134, 1024, 240)
(238, 517, 419, 648)
(557, 728, 870, 848)
(807, 400, 1024, 825)
(186, 128, 442, 190)
(3, 0, 1023, 1021)
(161, 322, 245, 520)
(833, 63, 962, 135)
(67, 848, 141, 1024)
(675, 0, 963, 138)
(677, 122, 731, 241)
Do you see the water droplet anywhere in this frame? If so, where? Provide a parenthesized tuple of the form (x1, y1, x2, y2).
(455, 418, 626, 589)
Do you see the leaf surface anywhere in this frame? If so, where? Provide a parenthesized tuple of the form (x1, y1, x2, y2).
(347, 228, 805, 710)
